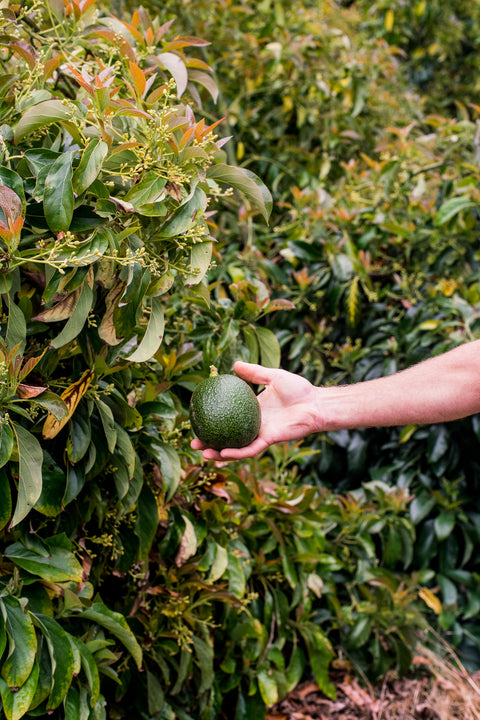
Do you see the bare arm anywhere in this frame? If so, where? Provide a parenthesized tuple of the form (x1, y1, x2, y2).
(191, 340, 480, 460)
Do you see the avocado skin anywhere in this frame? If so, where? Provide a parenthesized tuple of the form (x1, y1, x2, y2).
(190, 374, 261, 450)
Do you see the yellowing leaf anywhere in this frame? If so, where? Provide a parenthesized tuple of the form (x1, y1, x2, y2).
(419, 587, 442, 615)
(42, 369, 93, 439)
(385, 9, 394, 32)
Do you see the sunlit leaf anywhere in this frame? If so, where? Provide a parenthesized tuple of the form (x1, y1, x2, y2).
(206, 163, 272, 222)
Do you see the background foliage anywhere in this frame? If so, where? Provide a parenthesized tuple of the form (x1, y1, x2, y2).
(2, 0, 480, 719)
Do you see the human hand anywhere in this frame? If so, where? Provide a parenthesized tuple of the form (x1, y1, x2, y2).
(190, 361, 321, 460)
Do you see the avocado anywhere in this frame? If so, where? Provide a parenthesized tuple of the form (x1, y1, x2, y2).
(190, 367, 261, 450)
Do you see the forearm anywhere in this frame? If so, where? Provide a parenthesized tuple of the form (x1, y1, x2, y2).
(315, 340, 480, 431)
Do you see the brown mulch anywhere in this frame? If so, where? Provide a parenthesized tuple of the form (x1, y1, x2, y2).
(268, 648, 480, 720)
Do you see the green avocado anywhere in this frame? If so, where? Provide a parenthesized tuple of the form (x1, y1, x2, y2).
(190, 367, 261, 450)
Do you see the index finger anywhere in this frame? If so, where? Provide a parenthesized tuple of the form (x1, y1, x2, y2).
(233, 361, 279, 386)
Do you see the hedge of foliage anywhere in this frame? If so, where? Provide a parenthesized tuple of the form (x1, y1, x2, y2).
(1, 1, 480, 719)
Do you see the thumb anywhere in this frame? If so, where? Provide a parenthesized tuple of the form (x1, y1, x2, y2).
(233, 361, 278, 386)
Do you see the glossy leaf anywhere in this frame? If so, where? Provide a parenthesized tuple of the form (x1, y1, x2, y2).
(14, 100, 79, 143)
(73, 139, 109, 195)
(206, 163, 272, 222)
(5, 538, 83, 583)
(127, 298, 165, 362)
(0, 664, 39, 720)
(43, 151, 75, 232)
(0, 423, 14, 469)
(0, 595, 37, 688)
(10, 422, 43, 527)
(72, 602, 142, 670)
(33, 614, 75, 710)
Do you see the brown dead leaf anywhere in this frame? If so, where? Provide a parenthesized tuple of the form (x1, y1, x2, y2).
(339, 679, 372, 707)
(294, 682, 321, 700)
(16, 383, 47, 398)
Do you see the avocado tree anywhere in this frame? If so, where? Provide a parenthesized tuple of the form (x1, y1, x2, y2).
(0, 1, 272, 717)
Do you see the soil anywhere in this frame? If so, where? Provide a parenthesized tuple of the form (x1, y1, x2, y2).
(268, 650, 480, 720)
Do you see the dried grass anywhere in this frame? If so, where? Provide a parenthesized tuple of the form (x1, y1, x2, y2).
(269, 636, 480, 720)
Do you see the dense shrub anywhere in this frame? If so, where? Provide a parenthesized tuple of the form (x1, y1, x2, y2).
(158, 0, 480, 676)
(2, 0, 480, 719)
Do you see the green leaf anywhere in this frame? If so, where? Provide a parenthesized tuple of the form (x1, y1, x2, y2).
(435, 196, 474, 225)
(66, 409, 91, 463)
(33, 614, 75, 710)
(10, 422, 43, 527)
(304, 628, 336, 699)
(5, 538, 83, 583)
(0, 469, 11, 531)
(43, 151, 75, 232)
(147, 670, 165, 715)
(74, 638, 100, 707)
(206, 163, 272, 222)
(427, 424, 449, 463)
(113, 424, 135, 484)
(0, 423, 14, 469)
(134, 484, 159, 562)
(50, 281, 93, 349)
(257, 667, 278, 706)
(127, 298, 165, 362)
(61, 462, 85, 507)
(14, 99, 82, 144)
(23, 148, 61, 175)
(253, 326, 280, 368)
(32, 451, 66, 517)
(157, 186, 207, 238)
(171, 647, 191, 695)
(183, 241, 213, 285)
(123, 171, 167, 208)
(0, 595, 37, 688)
(72, 602, 142, 670)
(31, 391, 68, 420)
(143, 439, 181, 501)
(285, 644, 305, 693)
(63, 688, 81, 720)
(227, 550, 246, 598)
(410, 492, 435, 524)
(73, 139, 109, 195)
(434, 510, 456, 541)
(5, 299, 26, 354)
(0, 664, 39, 720)
(192, 636, 214, 693)
(52, 230, 109, 267)
(95, 398, 117, 453)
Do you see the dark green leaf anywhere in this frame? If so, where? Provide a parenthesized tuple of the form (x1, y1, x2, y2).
(0, 423, 14, 469)
(5, 538, 83, 583)
(33, 614, 75, 710)
(73, 139, 109, 195)
(43, 151, 74, 232)
(71, 602, 142, 670)
(32, 451, 65, 517)
(157, 186, 207, 238)
(134, 484, 159, 561)
(10, 422, 43, 527)
(14, 100, 83, 144)
(434, 510, 456, 541)
(50, 281, 93, 349)
(0, 595, 37, 688)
